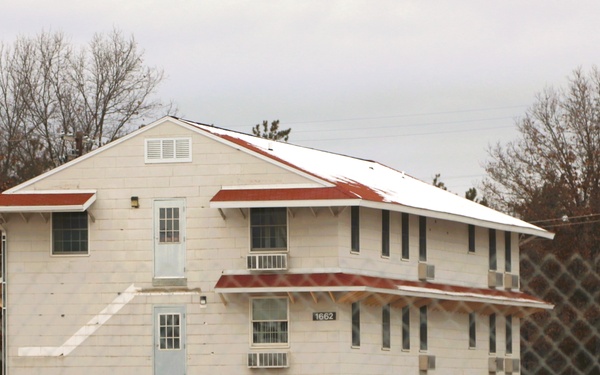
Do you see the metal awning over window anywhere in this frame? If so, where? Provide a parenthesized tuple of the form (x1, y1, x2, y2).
(215, 272, 553, 318)
(0, 191, 96, 213)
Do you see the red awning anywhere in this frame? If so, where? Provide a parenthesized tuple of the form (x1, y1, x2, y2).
(211, 187, 356, 203)
(0, 192, 96, 212)
(215, 272, 552, 317)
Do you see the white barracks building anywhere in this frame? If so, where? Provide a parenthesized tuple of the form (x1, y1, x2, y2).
(0, 117, 553, 374)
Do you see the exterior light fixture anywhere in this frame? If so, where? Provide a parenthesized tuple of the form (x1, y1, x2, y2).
(200, 296, 207, 306)
(131, 196, 140, 208)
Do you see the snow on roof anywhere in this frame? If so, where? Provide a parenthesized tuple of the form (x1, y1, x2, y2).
(180, 118, 553, 239)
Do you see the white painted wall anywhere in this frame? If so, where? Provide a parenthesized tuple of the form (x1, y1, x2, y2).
(4, 119, 522, 374)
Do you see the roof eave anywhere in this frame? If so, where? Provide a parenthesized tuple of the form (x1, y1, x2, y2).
(214, 284, 553, 311)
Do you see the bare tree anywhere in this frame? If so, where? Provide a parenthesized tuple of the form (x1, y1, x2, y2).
(483, 67, 600, 374)
(0, 29, 171, 191)
(252, 120, 291, 141)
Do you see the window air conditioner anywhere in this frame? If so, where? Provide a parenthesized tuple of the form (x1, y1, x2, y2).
(247, 253, 288, 271)
(504, 273, 519, 290)
(489, 357, 504, 372)
(419, 354, 436, 370)
(504, 358, 520, 373)
(488, 271, 504, 288)
(418, 263, 435, 281)
(247, 352, 289, 368)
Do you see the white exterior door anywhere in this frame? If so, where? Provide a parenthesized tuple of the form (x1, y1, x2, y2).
(154, 199, 186, 280)
(154, 306, 186, 375)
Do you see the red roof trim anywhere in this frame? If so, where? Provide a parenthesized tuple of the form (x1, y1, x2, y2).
(191, 127, 388, 204)
(215, 272, 547, 304)
(210, 187, 357, 202)
(0, 193, 95, 208)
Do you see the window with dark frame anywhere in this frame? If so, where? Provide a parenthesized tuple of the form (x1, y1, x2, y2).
(381, 210, 390, 257)
(382, 304, 391, 349)
(469, 312, 477, 348)
(352, 302, 360, 347)
(505, 231, 512, 272)
(489, 229, 497, 271)
(419, 216, 427, 262)
(468, 224, 475, 253)
(420, 305, 428, 351)
(402, 306, 410, 350)
(489, 313, 496, 354)
(401, 213, 409, 259)
(351, 206, 360, 253)
(251, 298, 289, 345)
(52, 212, 89, 254)
(506, 315, 513, 354)
(250, 208, 287, 251)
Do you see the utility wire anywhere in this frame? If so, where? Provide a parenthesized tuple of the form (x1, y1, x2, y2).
(529, 213, 600, 224)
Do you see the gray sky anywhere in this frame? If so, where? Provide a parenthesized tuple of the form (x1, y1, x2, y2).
(3, 1, 600, 193)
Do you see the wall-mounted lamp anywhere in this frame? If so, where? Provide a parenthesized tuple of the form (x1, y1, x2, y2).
(131, 196, 140, 208)
(200, 296, 207, 306)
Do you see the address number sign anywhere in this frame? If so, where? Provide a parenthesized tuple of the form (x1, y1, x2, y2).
(312, 312, 336, 321)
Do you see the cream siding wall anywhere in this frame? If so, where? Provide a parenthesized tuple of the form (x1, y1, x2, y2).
(4, 119, 523, 374)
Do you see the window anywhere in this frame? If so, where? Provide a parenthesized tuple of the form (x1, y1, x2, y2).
(419, 305, 428, 351)
(402, 306, 410, 350)
(401, 213, 409, 259)
(352, 302, 360, 347)
(469, 312, 477, 348)
(506, 315, 513, 354)
(158, 313, 181, 350)
(468, 224, 475, 253)
(381, 210, 390, 257)
(382, 304, 391, 349)
(489, 314, 497, 354)
(145, 138, 191, 163)
(419, 216, 427, 261)
(251, 208, 287, 251)
(489, 229, 497, 271)
(351, 206, 360, 252)
(159, 207, 180, 243)
(52, 212, 88, 254)
(505, 231, 512, 272)
(251, 298, 288, 345)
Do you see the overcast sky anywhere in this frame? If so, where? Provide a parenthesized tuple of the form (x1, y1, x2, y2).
(2, 1, 600, 193)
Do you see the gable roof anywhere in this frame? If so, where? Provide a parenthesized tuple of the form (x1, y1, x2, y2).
(177, 118, 553, 239)
(2, 116, 552, 239)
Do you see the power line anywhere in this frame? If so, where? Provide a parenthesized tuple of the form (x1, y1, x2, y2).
(293, 124, 514, 142)
(281, 104, 528, 125)
(287, 116, 516, 134)
(529, 213, 600, 224)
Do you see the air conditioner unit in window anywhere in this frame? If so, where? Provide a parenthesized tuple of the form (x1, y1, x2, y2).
(247, 253, 288, 271)
(488, 357, 505, 372)
(504, 273, 519, 290)
(247, 352, 289, 368)
(418, 263, 435, 281)
(504, 358, 520, 373)
(488, 271, 504, 288)
(419, 354, 436, 370)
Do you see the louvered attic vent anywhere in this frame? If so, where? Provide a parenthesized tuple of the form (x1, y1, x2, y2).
(145, 138, 192, 163)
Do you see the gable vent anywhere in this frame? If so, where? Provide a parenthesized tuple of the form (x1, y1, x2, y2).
(145, 138, 192, 163)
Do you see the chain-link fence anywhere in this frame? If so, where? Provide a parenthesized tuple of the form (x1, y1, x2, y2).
(520, 245, 600, 374)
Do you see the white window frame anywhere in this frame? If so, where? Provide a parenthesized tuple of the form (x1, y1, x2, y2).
(250, 297, 290, 348)
(249, 208, 289, 253)
(51, 212, 90, 256)
(145, 138, 192, 163)
(157, 312, 182, 351)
